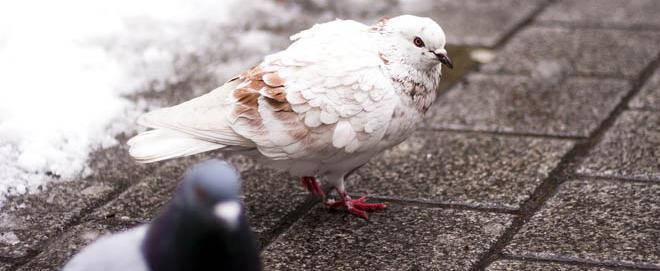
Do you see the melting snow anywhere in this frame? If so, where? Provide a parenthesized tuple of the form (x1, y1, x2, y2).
(0, 0, 299, 203)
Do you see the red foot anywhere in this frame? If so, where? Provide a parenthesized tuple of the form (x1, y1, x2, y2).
(325, 194, 387, 220)
(300, 176, 325, 197)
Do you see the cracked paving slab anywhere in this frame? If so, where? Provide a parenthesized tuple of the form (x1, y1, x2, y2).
(345, 131, 573, 210)
(487, 259, 634, 271)
(480, 25, 660, 79)
(537, 0, 660, 29)
(262, 203, 512, 271)
(630, 66, 660, 111)
(578, 111, 660, 182)
(426, 74, 631, 137)
(505, 179, 660, 268)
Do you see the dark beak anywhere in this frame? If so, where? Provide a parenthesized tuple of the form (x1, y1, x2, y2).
(434, 52, 453, 69)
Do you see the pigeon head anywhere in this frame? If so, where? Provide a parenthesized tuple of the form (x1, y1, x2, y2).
(178, 159, 243, 230)
(379, 15, 452, 70)
(143, 159, 262, 271)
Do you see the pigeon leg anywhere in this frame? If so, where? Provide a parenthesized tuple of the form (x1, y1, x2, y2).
(325, 188, 387, 220)
(300, 176, 325, 197)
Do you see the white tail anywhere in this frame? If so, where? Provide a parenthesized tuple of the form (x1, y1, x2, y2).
(127, 129, 225, 163)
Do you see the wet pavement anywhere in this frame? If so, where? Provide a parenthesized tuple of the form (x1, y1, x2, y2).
(1, 0, 659, 270)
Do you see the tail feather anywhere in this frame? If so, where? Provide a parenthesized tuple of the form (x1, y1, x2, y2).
(128, 129, 224, 163)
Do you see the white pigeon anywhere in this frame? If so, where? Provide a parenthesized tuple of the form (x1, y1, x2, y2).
(128, 15, 452, 219)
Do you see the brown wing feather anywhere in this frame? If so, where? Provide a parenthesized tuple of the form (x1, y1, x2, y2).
(229, 66, 306, 156)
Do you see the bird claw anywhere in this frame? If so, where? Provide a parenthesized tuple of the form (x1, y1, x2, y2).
(301, 178, 387, 220)
(325, 196, 387, 220)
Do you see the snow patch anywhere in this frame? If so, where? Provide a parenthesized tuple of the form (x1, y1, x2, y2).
(0, 0, 299, 203)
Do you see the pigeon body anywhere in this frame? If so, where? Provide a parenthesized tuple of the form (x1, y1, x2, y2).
(65, 225, 151, 271)
(63, 160, 261, 271)
(128, 15, 452, 218)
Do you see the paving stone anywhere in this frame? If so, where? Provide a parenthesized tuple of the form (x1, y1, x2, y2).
(262, 203, 512, 271)
(345, 131, 573, 210)
(88, 157, 200, 225)
(87, 153, 308, 248)
(400, 0, 548, 47)
(17, 220, 138, 271)
(630, 67, 660, 110)
(480, 26, 660, 79)
(0, 262, 11, 271)
(427, 74, 630, 137)
(236, 159, 310, 246)
(578, 111, 660, 181)
(487, 260, 628, 271)
(505, 179, 660, 268)
(290, 0, 399, 24)
(537, 0, 660, 28)
(0, 142, 157, 258)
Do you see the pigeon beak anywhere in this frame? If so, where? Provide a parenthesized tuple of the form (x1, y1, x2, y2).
(433, 49, 453, 69)
(213, 201, 241, 230)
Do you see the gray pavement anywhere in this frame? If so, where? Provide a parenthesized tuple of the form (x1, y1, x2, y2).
(479, 26, 660, 79)
(487, 260, 633, 271)
(427, 74, 631, 137)
(630, 67, 660, 111)
(579, 111, 660, 182)
(536, 0, 660, 29)
(1, 0, 659, 270)
(505, 179, 660, 268)
(262, 205, 512, 271)
(347, 132, 573, 209)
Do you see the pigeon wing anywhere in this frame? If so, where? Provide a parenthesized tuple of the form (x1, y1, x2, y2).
(129, 19, 398, 163)
(228, 19, 398, 161)
(62, 226, 150, 271)
(136, 80, 254, 147)
(127, 80, 256, 163)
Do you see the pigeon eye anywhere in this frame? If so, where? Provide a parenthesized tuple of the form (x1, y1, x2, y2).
(413, 37, 425, 47)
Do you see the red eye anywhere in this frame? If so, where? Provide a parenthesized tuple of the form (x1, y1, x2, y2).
(413, 37, 425, 47)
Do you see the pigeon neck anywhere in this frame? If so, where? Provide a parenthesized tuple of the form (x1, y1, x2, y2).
(383, 58, 441, 113)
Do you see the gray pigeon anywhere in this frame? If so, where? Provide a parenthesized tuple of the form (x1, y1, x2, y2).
(63, 159, 261, 271)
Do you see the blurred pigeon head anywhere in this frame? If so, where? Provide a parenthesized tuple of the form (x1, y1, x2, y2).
(178, 159, 243, 230)
(143, 159, 261, 271)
